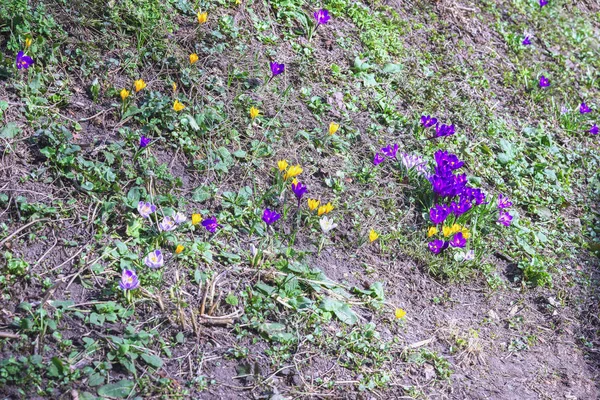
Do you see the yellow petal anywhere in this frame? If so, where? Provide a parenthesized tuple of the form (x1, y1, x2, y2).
(197, 11, 208, 24)
(25, 38, 32, 48)
(172, 82, 177, 92)
(369, 229, 379, 242)
(442, 226, 452, 237)
(191, 213, 202, 225)
(173, 100, 185, 112)
(249, 107, 260, 119)
(395, 308, 406, 319)
(277, 160, 288, 172)
(462, 228, 471, 239)
(329, 122, 340, 135)
(427, 227, 438, 237)
(283, 165, 302, 180)
(120, 89, 130, 101)
(175, 245, 184, 254)
(134, 79, 146, 92)
(189, 53, 199, 64)
(308, 199, 320, 211)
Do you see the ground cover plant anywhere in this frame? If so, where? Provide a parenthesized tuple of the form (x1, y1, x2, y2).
(1, 0, 600, 398)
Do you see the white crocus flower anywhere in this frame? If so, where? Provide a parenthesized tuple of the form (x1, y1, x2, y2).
(319, 216, 337, 234)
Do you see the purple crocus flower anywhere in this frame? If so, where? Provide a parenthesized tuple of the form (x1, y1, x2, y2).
(539, 0, 548, 7)
(449, 232, 466, 248)
(314, 9, 331, 24)
(434, 150, 464, 171)
(452, 198, 473, 216)
(434, 123, 456, 138)
(373, 153, 385, 165)
(498, 211, 513, 227)
(430, 204, 450, 225)
(140, 136, 151, 148)
(539, 75, 550, 88)
(522, 36, 531, 45)
(202, 216, 219, 233)
(119, 269, 140, 290)
(137, 201, 156, 218)
(463, 187, 487, 205)
(420, 115, 437, 128)
(428, 239, 448, 254)
(381, 144, 398, 158)
(580, 102, 592, 114)
(291, 181, 308, 204)
(262, 208, 281, 225)
(590, 124, 599, 135)
(159, 216, 176, 232)
(497, 194, 513, 209)
(16, 51, 34, 70)
(173, 212, 187, 224)
(270, 62, 285, 76)
(144, 250, 164, 269)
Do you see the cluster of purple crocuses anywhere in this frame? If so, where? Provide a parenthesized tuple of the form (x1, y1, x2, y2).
(427, 151, 487, 254)
(421, 115, 456, 139)
(428, 234, 467, 254)
(427, 151, 515, 255)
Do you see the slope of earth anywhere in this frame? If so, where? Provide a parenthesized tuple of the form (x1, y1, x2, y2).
(0, 0, 599, 399)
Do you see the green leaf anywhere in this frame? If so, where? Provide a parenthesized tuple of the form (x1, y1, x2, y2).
(97, 380, 135, 399)
(0, 122, 20, 139)
(126, 187, 142, 206)
(140, 353, 163, 369)
(381, 63, 403, 74)
(233, 150, 247, 158)
(88, 372, 105, 387)
(126, 219, 143, 238)
(192, 186, 211, 202)
(80, 392, 101, 400)
(333, 304, 358, 325)
(255, 282, 276, 295)
(184, 114, 200, 131)
(362, 73, 378, 87)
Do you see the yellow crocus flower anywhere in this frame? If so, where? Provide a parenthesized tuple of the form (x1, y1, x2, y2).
(462, 228, 471, 239)
(172, 82, 177, 92)
(197, 11, 208, 24)
(395, 308, 407, 319)
(189, 53, 199, 64)
(191, 213, 202, 225)
(173, 100, 185, 112)
(369, 229, 379, 242)
(317, 202, 333, 216)
(442, 226, 452, 237)
(120, 89, 130, 101)
(450, 224, 462, 234)
(329, 122, 340, 135)
(283, 165, 302, 180)
(249, 106, 260, 119)
(277, 160, 288, 171)
(307, 199, 320, 211)
(134, 79, 146, 92)
(25, 38, 32, 48)
(175, 245, 184, 254)
(427, 227, 438, 237)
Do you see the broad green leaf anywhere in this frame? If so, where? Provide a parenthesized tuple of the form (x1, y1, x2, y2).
(192, 186, 211, 202)
(333, 304, 358, 325)
(140, 353, 163, 369)
(97, 379, 135, 398)
(0, 122, 20, 139)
